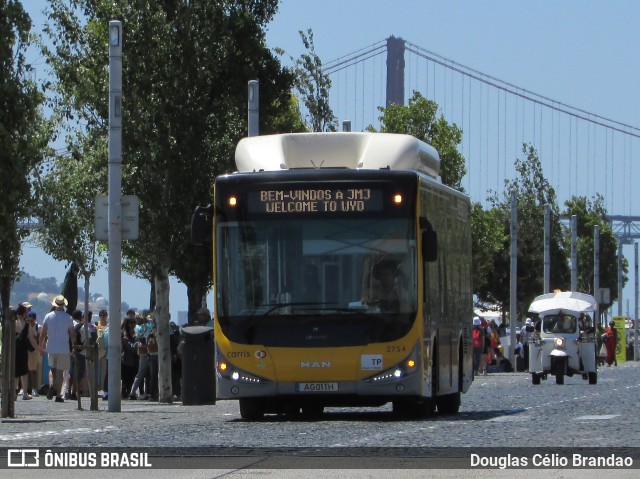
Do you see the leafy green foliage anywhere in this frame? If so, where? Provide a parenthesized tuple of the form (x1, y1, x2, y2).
(471, 202, 506, 308)
(32, 134, 106, 280)
(564, 194, 624, 311)
(0, 0, 50, 311)
(38, 0, 301, 321)
(288, 29, 336, 132)
(368, 91, 466, 190)
(476, 144, 570, 318)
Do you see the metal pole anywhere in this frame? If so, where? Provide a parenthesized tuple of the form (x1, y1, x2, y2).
(248, 80, 259, 137)
(594, 226, 600, 327)
(571, 215, 577, 291)
(544, 204, 550, 294)
(108, 20, 123, 412)
(509, 191, 517, 367)
(635, 243, 639, 361)
(617, 241, 623, 316)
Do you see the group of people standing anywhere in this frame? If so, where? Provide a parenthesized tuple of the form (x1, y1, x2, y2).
(471, 317, 505, 376)
(471, 313, 620, 376)
(12, 296, 208, 404)
(14, 295, 84, 402)
(97, 308, 184, 401)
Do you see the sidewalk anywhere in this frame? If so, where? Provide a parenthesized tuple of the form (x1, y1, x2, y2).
(3, 393, 187, 419)
(1, 391, 227, 449)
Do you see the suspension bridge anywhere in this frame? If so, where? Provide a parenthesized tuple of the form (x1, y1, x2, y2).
(323, 36, 639, 221)
(27, 37, 640, 247)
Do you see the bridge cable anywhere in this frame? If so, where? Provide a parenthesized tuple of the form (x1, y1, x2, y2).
(405, 45, 640, 140)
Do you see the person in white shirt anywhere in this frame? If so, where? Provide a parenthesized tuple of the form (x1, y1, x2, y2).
(39, 295, 76, 402)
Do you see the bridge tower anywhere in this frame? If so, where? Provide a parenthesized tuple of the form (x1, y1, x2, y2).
(386, 36, 405, 107)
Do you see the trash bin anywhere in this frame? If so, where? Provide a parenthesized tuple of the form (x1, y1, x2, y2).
(180, 325, 216, 405)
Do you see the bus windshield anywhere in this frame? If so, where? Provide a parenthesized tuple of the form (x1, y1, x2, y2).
(216, 217, 417, 347)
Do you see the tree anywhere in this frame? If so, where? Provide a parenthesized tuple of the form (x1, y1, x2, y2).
(563, 194, 624, 315)
(32, 142, 105, 316)
(471, 203, 506, 310)
(0, 1, 49, 316)
(286, 29, 336, 132)
(476, 144, 570, 319)
(40, 0, 302, 402)
(368, 91, 466, 190)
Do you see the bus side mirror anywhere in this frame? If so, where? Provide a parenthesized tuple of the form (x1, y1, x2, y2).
(422, 229, 437, 262)
(191, 204, 213, 246)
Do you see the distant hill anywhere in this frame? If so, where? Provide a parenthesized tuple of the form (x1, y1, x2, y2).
(10, 272, 119, 323)
(12, 272, 61, 295)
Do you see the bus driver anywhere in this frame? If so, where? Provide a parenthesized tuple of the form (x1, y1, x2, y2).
(362, 259, 410, 312)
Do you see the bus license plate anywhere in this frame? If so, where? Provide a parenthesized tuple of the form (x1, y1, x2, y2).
(296, 382, 339, 393)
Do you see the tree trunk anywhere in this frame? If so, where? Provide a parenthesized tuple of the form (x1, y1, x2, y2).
(149, 277, 156, 312)
(1, 276, 15, 417)
(186, 280, 206, 325)
(0, 276, 10, 320)
(154, 263, 172, 403)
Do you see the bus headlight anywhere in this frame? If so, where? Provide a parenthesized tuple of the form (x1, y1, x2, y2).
(217, 350, 268, 384)
(363, 344, 419, 384)
(554, 337, 565, 348)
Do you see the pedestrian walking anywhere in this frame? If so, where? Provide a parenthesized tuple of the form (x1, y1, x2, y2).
(39, 295, 77, 402)
(25, 311, 43, 396)
(15, 304, 31, 400)
(603, 321, 618, 367)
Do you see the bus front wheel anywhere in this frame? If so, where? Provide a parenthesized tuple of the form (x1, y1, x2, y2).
(239, 399, 265, 421)
(436, 392, 460, 415)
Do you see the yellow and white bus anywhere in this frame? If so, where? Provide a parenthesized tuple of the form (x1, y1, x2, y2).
(197, 132, 473, 419)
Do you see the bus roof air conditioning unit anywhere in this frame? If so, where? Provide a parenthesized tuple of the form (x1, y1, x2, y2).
(235, 132, 441, 180)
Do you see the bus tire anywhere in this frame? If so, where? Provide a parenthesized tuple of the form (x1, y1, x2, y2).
(436, 392, 460, 415)
(239, 399, 264, 420)
(588, 372, 597, 385)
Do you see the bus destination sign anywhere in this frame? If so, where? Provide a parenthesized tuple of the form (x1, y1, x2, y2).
(249, 188, 383, 214)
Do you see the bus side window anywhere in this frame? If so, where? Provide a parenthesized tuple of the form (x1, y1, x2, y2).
(421, 222, 437, 262)
(422, 230, 437, 262)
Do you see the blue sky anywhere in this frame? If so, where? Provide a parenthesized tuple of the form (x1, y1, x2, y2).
(20, 1, 640, 318)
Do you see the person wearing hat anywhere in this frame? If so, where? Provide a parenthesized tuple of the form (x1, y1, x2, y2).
(603, 320, 618, 367)
(39, 295, 77, 402)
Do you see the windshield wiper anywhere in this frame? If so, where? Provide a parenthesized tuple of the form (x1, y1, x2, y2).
(261, 302, 339, 316)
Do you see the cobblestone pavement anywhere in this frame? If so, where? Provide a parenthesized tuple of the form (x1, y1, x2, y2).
(1, 360, 638, 449)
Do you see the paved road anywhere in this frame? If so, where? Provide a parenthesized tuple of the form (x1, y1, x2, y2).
(1, 361, 639, 477)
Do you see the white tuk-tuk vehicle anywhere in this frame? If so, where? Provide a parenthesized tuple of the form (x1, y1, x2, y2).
(527, 292, 598, 385)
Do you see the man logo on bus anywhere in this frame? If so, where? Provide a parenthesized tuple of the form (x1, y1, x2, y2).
(301, 361, 332, 368)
